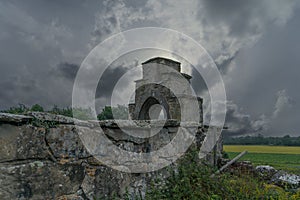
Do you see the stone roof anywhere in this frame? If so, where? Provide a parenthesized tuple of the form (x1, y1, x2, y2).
(142, 57, 181, 66)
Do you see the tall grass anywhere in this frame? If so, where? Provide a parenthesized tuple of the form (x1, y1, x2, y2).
(144, 149, 299, 200)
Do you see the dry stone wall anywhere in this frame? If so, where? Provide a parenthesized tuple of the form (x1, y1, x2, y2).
(0, 112, 222, 199)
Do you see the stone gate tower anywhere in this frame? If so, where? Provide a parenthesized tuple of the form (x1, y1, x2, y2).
(129, 57, 203, 124)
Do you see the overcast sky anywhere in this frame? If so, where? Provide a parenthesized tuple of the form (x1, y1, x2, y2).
(0, 0, 300, 137)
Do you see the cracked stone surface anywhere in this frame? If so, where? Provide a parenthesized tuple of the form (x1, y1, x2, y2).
(0, 113, 32, 124)
(0, 112, 221, 199)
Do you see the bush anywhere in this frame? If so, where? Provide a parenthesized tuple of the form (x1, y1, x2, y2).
(49, 105, 73, 117)
(31, 104, 44, 112)
(2, 103, 44, 114)
(97, 106, 113, 120)
(97, 105, 128, 120)
(2, 104, 29, 114)
(50, 106, 94, 120)
(145, 148, 295, 199)
(72, 107, 94, 120)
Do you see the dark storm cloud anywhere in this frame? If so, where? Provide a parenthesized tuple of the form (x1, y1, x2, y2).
(52, 61, 132, 102)
(0, 0, 299, 137)
(0, 68, 41, 108)
(95, 66, 129, 99)
(223, 102, 269, 137)
(223, 10, 300, 136)
(201, 0, 256, 27)
(217, 51, 239, 74)
(223, 88, 295, 137)
(56, 62, 80, 80)
(190, 68, 208, 96)
(201, 0, 261, 41)
(194, 0, 298, 73)
(0, 0, 100, 109)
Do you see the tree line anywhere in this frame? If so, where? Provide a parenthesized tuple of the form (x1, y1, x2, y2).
(224, 134, 300, 146)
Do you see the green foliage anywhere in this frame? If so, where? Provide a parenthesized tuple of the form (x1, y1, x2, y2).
(2, 103, 30, 114)
(224, 134, 300, 146)
(49, 105, 73, 117)
(72, 107, 94, 120)
(145, 149, 296, 200)
(49, 106, 93, 120)
(97, 106, 113, 120)
(30, 118, 58, 129)
(31, 104, 44, 112)
(227, 152, 300, 174)
(222, 151, 229, 159)
(2, 103, 44, 114)
(97, 105, 128, 120)
(112, 105, 129, 120)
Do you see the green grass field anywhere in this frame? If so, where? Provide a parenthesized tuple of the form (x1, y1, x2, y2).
(223, 145, 300, 174)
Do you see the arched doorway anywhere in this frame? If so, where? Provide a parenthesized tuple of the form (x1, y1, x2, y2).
(138, 97, 170, 120)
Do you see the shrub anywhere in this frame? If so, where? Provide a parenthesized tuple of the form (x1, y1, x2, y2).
(97, 105, 128, 120)
(145, 148, 295, 199)
(31, 104, 44, 112)
(2, 104, 29, 114)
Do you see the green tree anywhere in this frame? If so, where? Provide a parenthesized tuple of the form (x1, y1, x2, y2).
(72, 108, 93, 120)
(112, 105, 128, 120)
(30, 104, 44, 112)
(50, 105, 73, 117)
(97, 106, 113, 120)
(97, 105, 128, 120)
(3, 104, 29, 114)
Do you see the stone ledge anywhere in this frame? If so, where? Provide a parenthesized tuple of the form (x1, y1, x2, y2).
(0, 113, 33, 124)
(0, 112, 203, 128)
(27, 112, 75, 124)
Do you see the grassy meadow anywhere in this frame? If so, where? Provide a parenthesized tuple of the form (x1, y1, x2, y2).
(223, 145, 300, 174)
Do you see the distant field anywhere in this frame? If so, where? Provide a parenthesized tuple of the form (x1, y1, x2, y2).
(224, 145, 300, 154)
(223, 145, 300, 174)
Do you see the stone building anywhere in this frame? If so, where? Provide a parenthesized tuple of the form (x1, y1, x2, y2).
(0, 58, 224, 199)
(129, 57, 203, 124)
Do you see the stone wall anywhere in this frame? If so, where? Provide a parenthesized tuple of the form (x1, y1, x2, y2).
(0, 112, 222, 199)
